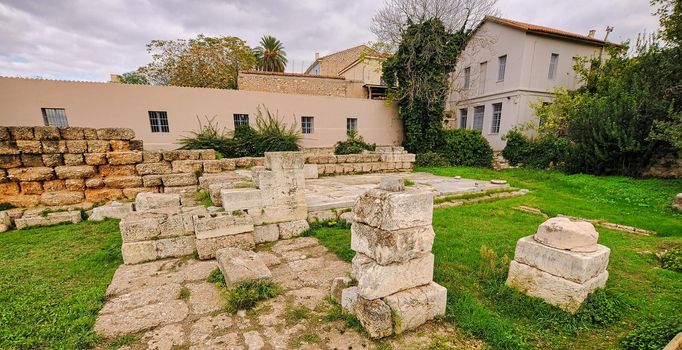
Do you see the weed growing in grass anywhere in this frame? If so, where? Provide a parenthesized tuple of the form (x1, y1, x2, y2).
(290, 333, 322, 348)
(621, 316, 682, 350)
(179, 287, 191, 300)
(225, 280, 281, 313)
(207, 268, 226, 288)
(404, 179, 415, 186)
(194, 191, 213, 207)
(323, 299, 365, 335)
(107, 334, 138, 349)
(285, 305, 310, 323)
(660, 246, 682, 272)
(301, 219, 351, 237)
(478, 245, 510, 285)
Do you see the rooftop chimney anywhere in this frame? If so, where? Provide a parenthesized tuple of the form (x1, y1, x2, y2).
(315, 52, 320, 60)
(110, 74, 121, 83)
(588, 30, 596, 38)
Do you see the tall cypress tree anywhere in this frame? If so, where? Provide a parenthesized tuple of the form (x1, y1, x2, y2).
(382, 18, 466, 153)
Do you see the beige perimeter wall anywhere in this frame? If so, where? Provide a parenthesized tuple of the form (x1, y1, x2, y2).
(0, 77, 402, 150)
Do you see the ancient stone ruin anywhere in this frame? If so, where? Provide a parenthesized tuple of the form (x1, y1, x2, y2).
(506, 216, 610, 313)
(338, 176, 446, 338)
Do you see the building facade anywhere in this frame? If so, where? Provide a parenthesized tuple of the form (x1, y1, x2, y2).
(0, 77, 402, 150)
(446, 16, 608, 150)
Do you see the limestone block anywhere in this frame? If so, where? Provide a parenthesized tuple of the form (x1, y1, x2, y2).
(0, 127, 8, 141)
(55, 165, 96, 179)
(353, 296, 393, 339)
(278, 219, 310, 239)
(351, 222, 434, 265)
(198, 149, 216, 160)
(352, 252, 434, 300)
(85, 177, 104, 189)
(216, 247, 272, 287)
(163, 185, 197, 194)
(121, 235, 195, 264)
(21, 154, 44, 167)
(142, 175, 163, 187)
(506, 260, 608, 313)
(63, 153, 84, 166)
(2, 194, 40, 207)
(109, 140, 131, 151)
(8, 167, 54, 181)
(84, 153, 107, 165)
(87, 140, 111, 153)
(221, 188, 263, 212)
(303, 164, 318, 179)
(253, 223, 279, 243)
(308, 210, 337, 222)
(15, 210, 82, 230)
(383, 282, 447, 334)
(0, 155, 22, 168)
(0, 141, 19, 155)
(208, 183, 231, 206)
(534, 217, 599, 252)
(143, 151, 162, 163)
(264, 151, 305, 170)
(82, 128, 98, 140)
(219, 158, 236, 171)
(193, 212, 254, 238)
(379, 176, 405, 192)
(40, 191, 84, 206)
(260, 205, 308, 224)
(42, 154, 63, 167)
(121, 241, 156, 264)
(0, 210, 11, 232)
(202, 160, 222, 173)
(107, 151, 143, 165)
(196, 232, 255, 259)
(20, 181, 43, 195)
(129, 140, 143, 151)
(172, 160, 203, 173)
(85, 188, 124, 203)
(65, 140, 87, 153)
(59, 127, 85, 140)
(97, 128, 135, 140)
(162, 173, 197, 187)
(64, 178, 85, 191)
(0, 182, 20, 196)
(123, 187, 156, 200)
(352, 188, 433, 231)
(16, 140, 42, 153)
(103, 175, 143, 189)
(341, 286, 358, 312)
(331, 277, 353, 303)
(135, 192, 181, 211)
(156, 235, 196, 259)
(9, 126, 34, 140)
(89, 202, 134, 221)
(673, 193, 682, 212)
(98, 165, 135, 177)
(513, 235, 610, 284)
(119, 211, 186, 242)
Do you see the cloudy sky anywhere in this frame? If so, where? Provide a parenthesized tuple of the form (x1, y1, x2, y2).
(0, 0, 661, 81)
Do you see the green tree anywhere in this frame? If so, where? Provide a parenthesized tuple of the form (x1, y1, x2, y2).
(254, 35, 287, 72)
(118, 70, 149, 85)
(138, 34, 257, 89)
(382, 18, 467, 153)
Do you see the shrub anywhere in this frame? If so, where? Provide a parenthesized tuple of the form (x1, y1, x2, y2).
(179, 106, 301, 158)
(660, 247, 682, 272)
(441, 129, 493, 167)
(415, 152, 452, 167)
(501, 129, 530, 166)
(225, 280, 281, 313)
(621, 317, 682, 350)
(334, 131, 376, 155)
(501, 129, 570, 169)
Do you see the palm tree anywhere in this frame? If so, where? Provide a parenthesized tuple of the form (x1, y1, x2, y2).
(254, 35, 287, 72)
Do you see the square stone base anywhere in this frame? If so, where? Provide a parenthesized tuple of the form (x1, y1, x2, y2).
(383, 282, 447, 334)
(195, 232, 255, 260)
(352, 252, 433, 300)
(122, 235, 195, 264)
(506, 260, 608, 313)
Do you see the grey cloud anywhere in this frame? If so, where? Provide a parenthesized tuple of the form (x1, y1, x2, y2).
(0, 0, 661, 81)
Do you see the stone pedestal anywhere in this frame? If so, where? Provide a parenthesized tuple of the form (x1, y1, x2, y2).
(506, 217, 610, 313)
(339, 176, 445, 339)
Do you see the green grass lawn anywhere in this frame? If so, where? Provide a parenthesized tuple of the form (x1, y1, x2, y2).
(0, 220, 122, 349)
(310, 167, 682, 350)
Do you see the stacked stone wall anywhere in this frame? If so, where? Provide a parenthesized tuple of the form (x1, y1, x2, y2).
(305, 146, 415, 176)
(0, 126, 259, 207)
(238, 72, 366, 98)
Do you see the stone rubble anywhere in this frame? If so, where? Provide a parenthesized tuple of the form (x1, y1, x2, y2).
(340, 176, 446, 338)
(506, 217, 610, 313)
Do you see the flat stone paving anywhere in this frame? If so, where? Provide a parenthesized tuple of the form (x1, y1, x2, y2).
(305, 172, 509, 211)
(96, 237, 483, 350)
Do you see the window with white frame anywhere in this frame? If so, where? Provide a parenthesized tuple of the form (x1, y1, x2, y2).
(459, 108, 468, 129)
(473, 106, 485, 131)
(41, 108, 68, 127)
(148, 111, 170, 133)
(548, 53, 559, 80)
(233, 114, 249, 128)
(463, 67, 471, 89)
(301, 116, 314, 134)
(491, 103, 502, 134)
(497, 55, 507, 82)
(346, 118, 358, 132)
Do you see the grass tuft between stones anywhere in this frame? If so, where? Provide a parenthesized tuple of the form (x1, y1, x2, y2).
(224, 280, 281, 313)
(179, 286, 191, 300)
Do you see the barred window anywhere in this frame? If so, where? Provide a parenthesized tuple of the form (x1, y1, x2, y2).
(41, 108, 68, 127)
(301, 116, 314, 134)
(148, 111, 170, 133)
(491, 103, 502, 134)
(346, 118, 358, 132)
(459, 108, 468, 129)
(473, 106, 485, 131)
(233, 114, 249, 127)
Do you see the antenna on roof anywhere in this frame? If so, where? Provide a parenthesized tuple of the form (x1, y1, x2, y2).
(599, 26, 614, 60)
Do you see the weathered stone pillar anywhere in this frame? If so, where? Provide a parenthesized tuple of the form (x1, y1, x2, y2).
(505, 217, 610, 313)
(340, 176, 446, 339)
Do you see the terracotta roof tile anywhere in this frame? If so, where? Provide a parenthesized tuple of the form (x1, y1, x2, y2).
(485, 16, 608, 45)
(239, 70, 345, 80)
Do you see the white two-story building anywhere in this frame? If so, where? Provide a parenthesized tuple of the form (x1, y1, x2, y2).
(446, 16, 609, 150)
